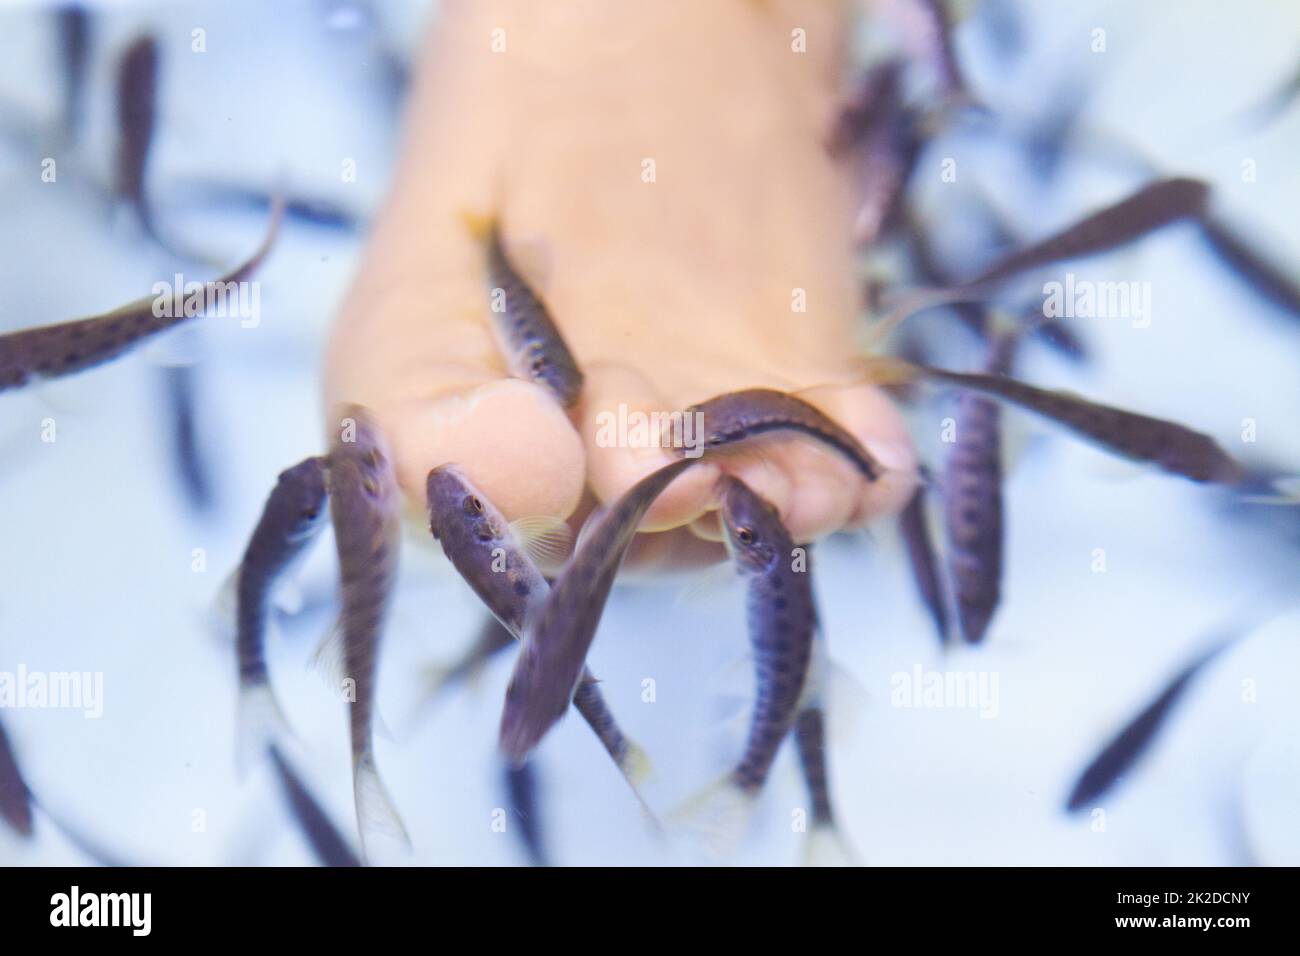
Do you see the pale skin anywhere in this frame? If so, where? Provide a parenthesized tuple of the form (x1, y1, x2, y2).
(323, 0, 917, 570)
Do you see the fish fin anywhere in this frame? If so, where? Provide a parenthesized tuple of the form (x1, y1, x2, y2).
(673, 562, 735, 609)
(353, 751, 411, 860)
(459, 208, 496, 243)
(1238, 475, 1300, 505)
(670, 774, 757, 860)
(373, 707, 395, 744)
(509, 515, 574, 574)
(209, 566, 240, 643)
(802, 823, 863, 867)
(618, 738, 655, 788)
(309, 619, 346, 689)
(235, 681, 294, 779)
(822, 662, 873, 744)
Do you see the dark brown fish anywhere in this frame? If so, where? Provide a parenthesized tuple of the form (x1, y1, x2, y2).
(1066, 639, 1230, 812)
(502, 759, 549, 867)
(499, 458, 698, 762)
(426, 464, 654, 793)
(942, 332, 1016, 644)
(325, 405, 406, 851)
(862, 357, 1246, 485)
(58, 4, 91, 140)
(268, 745, 361, 867)
(161, 364, 215, 513)
(1197, 214, 1300, 322)
(0, 198, 282, 393)
(234, 456, 329, 765)
(966, 178, 1210, 288)
(898, 480, 949, 644)
(464, 215, 584, 407)
(679, 388, 884, 482)
(113, 35, 159, 234)
(793, 707, 833, 828)
(0, 717, 33, 837)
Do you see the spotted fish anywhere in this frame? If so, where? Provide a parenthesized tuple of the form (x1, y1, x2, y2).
(860, 356, 1245, 484)
(676, 476, 816, 855)
(0, 198, 282, 392)
(232, 456, 329, 769)
(426, 464, 654, 792)
(499, 458, 698, 762)
(322, 405, 407, 854)
(463, 214, 584, 406)
(677, 388, 884, 482)
(942, 331, 1016, 644)
(898, 480, 950, 645)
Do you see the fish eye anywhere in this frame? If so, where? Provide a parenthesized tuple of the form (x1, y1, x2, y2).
(464, 495, 484, 515)
(301, 508, 319, 521)
(736, 526, 754, 545)
(530, 356, 546, 374)
(365, 448, 382, 468)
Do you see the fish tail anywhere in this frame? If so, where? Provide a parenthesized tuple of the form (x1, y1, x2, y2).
(353, 749, 411, 861)
(802, 822, 863, 867)
(235, 679, 293, 778)
(670, 774, 757, 860)
(618, 738, 655, 788)
(857, 354, 923, 387)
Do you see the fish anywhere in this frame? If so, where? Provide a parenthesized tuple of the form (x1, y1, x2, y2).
(859, 356, 1246, 485)
(1065, 638, 1231, 812)
(322, 405, 407, 854)
(58, 4, 91, 141)
(792, 700, 858, 866)
(1196, 214, 1300, 323)
(676, 476, 816, 855)
(677, 388, 884, 482)
(232, 456, 330, 769)
(965, 178, 1210, 288)
(421, 615, 516, 707)
(268, 745, 361, 867)
(897, 479, 950, 645)
(462, 214, 584, 407)
(0, 197, 283, 393)
(498, 458, 698, 762)
(830, 59, 921, 243)
(502, 760, 549, 867)
(941, 332, 1015, 644)
(914, 0, 974, 106)
(161, 364, 215, 514)
(113, 35, 159, 238)
(425, 464, 654, 794)
(0, 716, 34, 838)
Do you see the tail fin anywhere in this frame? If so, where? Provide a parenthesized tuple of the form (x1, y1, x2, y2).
(235, 680, 293, 779)
(802, 823, 862, 867)
(353, 750, 411, 863)
(670, 775, 756, 860)
(615, 739, 665, 834)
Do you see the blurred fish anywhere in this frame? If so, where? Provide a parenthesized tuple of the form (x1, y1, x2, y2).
(965, 178, 1209, 288)
(58, 4, 91, 141)
(167, 180, 364, 232)
(113, 35, 160, 239)
(421, 615, 516, 707)
(321, 406, 407, 855)
(1228, 56, 1300, 132)
(0, 717, 33, 837)
(499, 458, 698, 762)
(941, 330, 1015, 644)
(898, 479, 949, 645)
(793, 698, 858, 866)
(675, 477, 815, 855)
(680, 388, 884, 482)
(859, 356, 1246, 485)
(426, 465, 655, 795)
(0, 198, 283, 393)
(1196, 214, 1300, 323)
(232, 456, 329, 770)
(914, 0, 975, 105)
(503, 760, 549, 867)
(462, 214, 584, 407)
(268, 745, 361, 867)
(161, 364, 215, 514)
(1065, 638, 1232, 812)
(831, 59, 922, 244)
